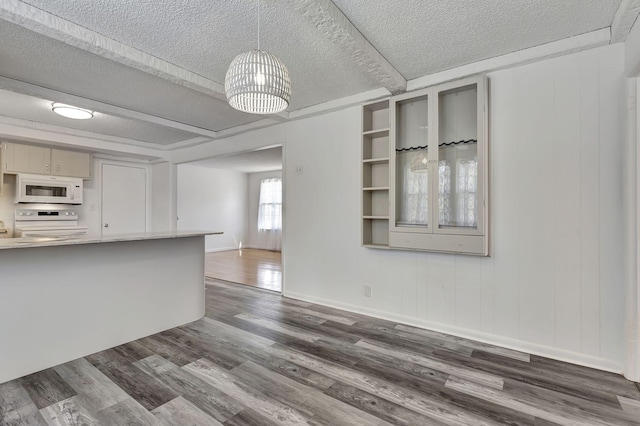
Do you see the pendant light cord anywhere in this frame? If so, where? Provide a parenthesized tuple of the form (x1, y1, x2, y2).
(257, 0, 260, 50)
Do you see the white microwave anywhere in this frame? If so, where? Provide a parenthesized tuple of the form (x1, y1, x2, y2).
(15, 174, 83, 205)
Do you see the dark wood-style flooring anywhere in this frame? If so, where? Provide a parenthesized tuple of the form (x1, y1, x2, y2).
(2, 279, 640, 425)
(205, 249, 282, 292)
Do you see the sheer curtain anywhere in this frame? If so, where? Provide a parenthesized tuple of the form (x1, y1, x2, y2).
(455, 158, 477, 227)
(398, 153, 477, 229)
(398, 151, 429, 225)
(438, 157, 477, 228)
(257, 178, 282, 251)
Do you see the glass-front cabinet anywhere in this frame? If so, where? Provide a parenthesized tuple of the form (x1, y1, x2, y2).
(389, 75, 488, 255)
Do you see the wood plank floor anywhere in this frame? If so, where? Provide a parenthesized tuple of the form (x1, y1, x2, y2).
(2, 278, 640, 425)
(205, 249, 282, 292)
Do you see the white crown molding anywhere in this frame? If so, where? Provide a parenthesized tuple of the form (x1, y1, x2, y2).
(0, 115, 164, 159)
(160, 136, 214, 151)
(289, 87, 390, 120)
(612, 0, 640, 43)
(286, 0, 406, 94)
(213, 117, 287, 140)
(407, 28, 611, 92)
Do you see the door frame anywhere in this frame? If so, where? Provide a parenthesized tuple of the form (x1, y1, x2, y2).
(180, 141, 286, 294)
(98, 158, 151, 236)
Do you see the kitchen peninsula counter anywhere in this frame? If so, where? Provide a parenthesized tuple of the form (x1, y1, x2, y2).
(0, 231, 220, 384)
(0, 230, 221, 250)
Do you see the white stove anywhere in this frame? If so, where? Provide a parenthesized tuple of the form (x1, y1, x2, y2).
(14, 208, 89, 237)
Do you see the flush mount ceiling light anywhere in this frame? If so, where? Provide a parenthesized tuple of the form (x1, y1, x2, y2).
(51, 103, 94, 120)
(224, 0, 291, 115)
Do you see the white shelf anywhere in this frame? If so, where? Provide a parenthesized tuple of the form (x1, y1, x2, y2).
(363, 157, 390, 164)
(363, 243, 390, 249)
(363, 216, 390, 220)
(362, 128, 390, 138)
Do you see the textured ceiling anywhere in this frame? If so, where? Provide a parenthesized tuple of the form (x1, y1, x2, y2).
(191, 146, 283, 173)
(0, 0, 626, 154)
(332, 0, 621, 79)
(16, 0, 383, 110)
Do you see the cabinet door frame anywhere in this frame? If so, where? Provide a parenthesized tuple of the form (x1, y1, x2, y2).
(388, 75, 489, 255)
(431, 75, 488, 237)
(389, 86, 434, 235)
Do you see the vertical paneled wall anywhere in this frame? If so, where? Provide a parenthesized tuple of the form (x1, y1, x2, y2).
(283, 43, 626, 371)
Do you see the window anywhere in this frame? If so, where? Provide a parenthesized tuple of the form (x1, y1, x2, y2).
(257, 178, 282, 231)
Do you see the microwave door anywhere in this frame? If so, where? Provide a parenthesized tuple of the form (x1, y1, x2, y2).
(25, 184, 67, 198)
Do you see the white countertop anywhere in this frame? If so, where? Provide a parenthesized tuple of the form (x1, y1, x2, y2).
(0, 230, 222, 250)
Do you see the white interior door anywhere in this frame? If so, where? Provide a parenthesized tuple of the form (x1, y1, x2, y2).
(102, 163, 147, 235)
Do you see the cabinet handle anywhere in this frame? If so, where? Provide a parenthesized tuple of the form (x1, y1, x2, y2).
(104, 223, 109, 228)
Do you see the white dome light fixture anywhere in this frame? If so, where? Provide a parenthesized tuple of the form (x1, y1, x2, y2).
(51, 103, 94, 120)
(224, 1, 291, 115)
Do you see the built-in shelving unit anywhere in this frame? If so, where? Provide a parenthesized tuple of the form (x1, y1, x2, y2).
(360, 76, 489, 255)
(361, 100, 390, 248)
(389, 75, 488, 255)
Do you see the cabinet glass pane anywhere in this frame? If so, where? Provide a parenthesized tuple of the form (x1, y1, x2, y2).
(396, 96, 428, 227)
(438, 84, 478, 230)
(396, 150, 428, 226)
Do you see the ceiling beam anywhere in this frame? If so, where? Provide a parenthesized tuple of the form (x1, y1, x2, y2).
(0, 116, 164, 160)
(286, 0, 406, 94)
(0, 1, 228, 101)
(612, 0, 640, 43)
(0, 75, 220, 138)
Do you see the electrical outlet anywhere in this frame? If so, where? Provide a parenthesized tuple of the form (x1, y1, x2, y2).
(364, 285, 372, 298)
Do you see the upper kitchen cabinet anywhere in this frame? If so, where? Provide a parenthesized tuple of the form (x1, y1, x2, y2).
(2, 142, 51, 175)
(1, 142, 91, 179)
(389, 75, 488, 255)
(51, 149, 91, 179)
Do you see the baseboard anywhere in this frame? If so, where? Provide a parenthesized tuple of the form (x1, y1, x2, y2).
(242, 244, 280, 251)
(283, 290, 624, 375)
(205, 246, 238, 253)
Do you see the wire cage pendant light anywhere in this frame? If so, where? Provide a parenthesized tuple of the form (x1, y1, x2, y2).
(225, 50, 291, 114)
(225, 1, 291, 114)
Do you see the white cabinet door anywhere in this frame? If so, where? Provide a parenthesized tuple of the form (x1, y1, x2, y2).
(52, 149, 91, 178)
(101, 163, 147, 235)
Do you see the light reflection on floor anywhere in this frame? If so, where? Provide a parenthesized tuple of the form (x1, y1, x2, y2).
(205, 248, 282, 292)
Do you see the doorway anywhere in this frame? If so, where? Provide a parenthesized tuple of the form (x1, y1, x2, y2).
(178, 145, 284, 292)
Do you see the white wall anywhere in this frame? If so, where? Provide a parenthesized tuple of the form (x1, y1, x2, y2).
(151, 162, 177, 232)
(189, 43, 626, 372)
(76, 158, 101, 236)
(247, 170, 282, 249)
(177, 164, 248, 251)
